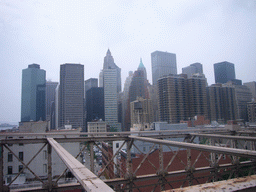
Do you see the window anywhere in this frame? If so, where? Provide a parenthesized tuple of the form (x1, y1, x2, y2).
(7, 176, 12, 183)
(19, 165, 23, 173)
(19, 152, 24, 161)
(43, 150, 47, 159)
(43, 164, 47, 173)
(8, 153, 13, 162)
(116, 143, 119, 148)
(8, 166, 12, 174)
(8, 137, 13, 146)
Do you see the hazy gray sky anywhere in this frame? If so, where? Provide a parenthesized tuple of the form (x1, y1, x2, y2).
(1, 0, 256, 123)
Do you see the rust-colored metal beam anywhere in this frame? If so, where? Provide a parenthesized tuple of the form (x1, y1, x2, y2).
(190, 133, 256, 141)
(129, 135, 256, 159)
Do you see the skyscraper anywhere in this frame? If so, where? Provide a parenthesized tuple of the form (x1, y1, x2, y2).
(157, 74, 208, 123)
(244, 81, 256, 99)
(86, 87, 104, 131)
(207, 84, 237, 123)
(46, 81, 58, 130)
(125, 59, 149, 130)
(232, 84, 252, 121)
(182, 63, 203, 78)
(187, 74, 208, 119)
(45, 81, 58, 121)
(84, 78, 99, 131)
(221, 86, 238, 121)
(84, 78, 98, 98)
(158, 74, 189, 123)
(151, 51, 177, 85)
(102, 49, 121, 131)
(247, 101, 256, 122)
(214, 61, 236, 84)
(103, 49, 121, 93)
(59, 64, 84, 129)
(122, 71, 133, 131)
(21, 64, 46, 122)
(129, 59, 149, 102)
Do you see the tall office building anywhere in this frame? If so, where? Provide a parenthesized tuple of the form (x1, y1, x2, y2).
(138, 58, 147, 80)
(244, 81, 256, 99)
(122, 71, 134, 131)
(103, 49, 121, 93)
(86, 87, 104, 131)
(158, 74, 208, 123)
(221, 86, 238, 122)
(21, 64, 46, 122)
(224, 82, 252, 121)
(129, 60, 149, 102)
(46, 81, 58, 130)
(84, 78, 98, 97)
(59, 64, 84, 129)
(247, 101, 256, 122)
(207, 84, 237, 123)
(151, 51, 177, 85)
(125, 60, 149, 130)
(187, 74, 208, 119)
(207, 84, 223, 122)
(45, 81, 58, 121)
(214, 61, 236, 84)
(148, 84, 159, 122)
(158, 74, 189, 123)
(182, 63, 203, 78)
(84, 78, 99, 131)
(102, 49, 121, 131)
(234, 85, 252, 121)
(55, 84, 59, 129)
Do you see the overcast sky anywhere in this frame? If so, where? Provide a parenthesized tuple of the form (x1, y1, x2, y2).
(0, 0, 256, 123)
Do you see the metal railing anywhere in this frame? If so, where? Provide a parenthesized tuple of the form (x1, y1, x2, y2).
(1, 127, 256, 191)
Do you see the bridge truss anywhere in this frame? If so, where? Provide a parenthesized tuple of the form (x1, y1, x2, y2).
(1, 127, 256, 191)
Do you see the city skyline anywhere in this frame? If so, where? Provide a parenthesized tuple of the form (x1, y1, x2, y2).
(1, 0, 256, 123)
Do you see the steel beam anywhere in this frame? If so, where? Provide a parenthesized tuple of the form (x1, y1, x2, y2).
(47, 143, 52, 191)
(8, 161, 256, 191)
(0, 127, 229, 138)
(8, 143, 47, 187)
(190, 133, 256, 141)
(47, 138, 114, 192)
(129, 136, 256, 159)
(0, 138, 47, 144)
(126, 139, 134, 192)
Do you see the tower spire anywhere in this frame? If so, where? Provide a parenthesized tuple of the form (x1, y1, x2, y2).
(107, 48, 111, 56)
(138, 58, 145, 69)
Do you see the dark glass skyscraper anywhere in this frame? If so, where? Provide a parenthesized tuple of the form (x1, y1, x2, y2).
(21, 64, 46, 122)
(214, 61, 236, 84)
(84, 78, 98, 98)
(86, 87, 104, 127)
(59, 64, 84, 129)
